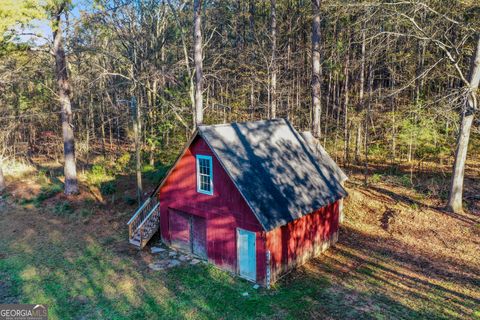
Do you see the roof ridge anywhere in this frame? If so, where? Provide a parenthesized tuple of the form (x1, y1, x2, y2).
(199, 118, 286, 129)
(196, 117, 347, 230)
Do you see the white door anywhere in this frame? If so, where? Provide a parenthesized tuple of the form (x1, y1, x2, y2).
(237, 229, 256, 281)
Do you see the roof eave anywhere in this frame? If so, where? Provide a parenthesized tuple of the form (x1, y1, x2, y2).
(154, 129, 200, 195)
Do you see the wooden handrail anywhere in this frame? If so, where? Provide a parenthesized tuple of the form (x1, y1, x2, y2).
(134, 203, 160, 234)
(127, 195, 160, 248)
(128, 197, 157, 239)
(127, 197, 152, 226)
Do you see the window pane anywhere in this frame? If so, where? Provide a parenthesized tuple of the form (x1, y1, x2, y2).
(200, 175, 210, 192)
(197, 156, 212, 193)
(205, 177, 211, 191)
(200, 159, 209, 174)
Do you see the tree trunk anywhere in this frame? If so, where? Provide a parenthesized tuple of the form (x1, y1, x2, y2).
(53, 4, 79, 195)
(343, 39, 350, 165)
(193, 0, 204, 127)
(0, 161, 5, 193)
(250, 82, 255, 120)
(354, 124, 361, 163)
(311, 0, 322, 137)
(100, 101, 106, 158)
(447, 34, 480, 213)
(356, 27, 366, 164)
(167, 0, 195, 128)
(132, 97, 143, 203)
(359, 28, 365, 103)
(270, 0, 277, 118)
(390, 74, 397, 163)
(364, 67, 373, 185)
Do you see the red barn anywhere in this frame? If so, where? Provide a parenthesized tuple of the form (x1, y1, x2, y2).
(128, 119, 347, 286)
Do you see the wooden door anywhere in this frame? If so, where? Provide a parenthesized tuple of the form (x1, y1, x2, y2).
(192, 216, 207, 259)
(169, 210, 190, 252)
(169, 209, 207, 259)
(237, 229, 256, 281)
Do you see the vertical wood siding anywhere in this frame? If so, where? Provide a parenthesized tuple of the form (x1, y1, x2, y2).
(159, 135, 340, 285)
(266, 201, 340, 283)
(159, 136, 266, 282)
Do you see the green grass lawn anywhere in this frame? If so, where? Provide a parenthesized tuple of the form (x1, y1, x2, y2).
(0, 209, 332, 319)
(1, 178, 479, 319)
(0, 237, 416, 320)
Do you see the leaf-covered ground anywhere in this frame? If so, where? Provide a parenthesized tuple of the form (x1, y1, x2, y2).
(0, 162, 479, 319)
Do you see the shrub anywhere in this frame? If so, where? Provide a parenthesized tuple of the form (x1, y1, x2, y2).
(37, 169, 49, 184)
(113, 153, 131, 174)
(438, 188, 449, 200)
(91, 164, 107, 176)
(144, 165, 170, 184)
(369, 173, 383, 184)
(398, 174, 413, 188)
(142, 164, 155, 173)
(54, 201, 73, 215)
(368, 143, 388, 160)
(86, 164, 113, 186)
(37, 183, 63, 202)
(100, 181, 117, 196)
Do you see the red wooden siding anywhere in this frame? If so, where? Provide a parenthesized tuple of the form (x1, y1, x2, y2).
(159, 134, 340, 285)
(266, 201, 340, 282)
(159, 136, 266, 282)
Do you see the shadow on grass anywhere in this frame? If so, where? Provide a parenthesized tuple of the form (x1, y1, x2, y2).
(1, 205, 473, 319)
(365, 185, 480, 226)
(1, 154, 477, 318)
(306, 225, 480, 319)
(14, 159, 171, 213)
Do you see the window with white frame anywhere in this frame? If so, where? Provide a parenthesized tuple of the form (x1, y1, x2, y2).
(196, 155, 213, 195)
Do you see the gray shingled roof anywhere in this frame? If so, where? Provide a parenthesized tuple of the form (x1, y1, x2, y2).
(198, 118, 347, 231)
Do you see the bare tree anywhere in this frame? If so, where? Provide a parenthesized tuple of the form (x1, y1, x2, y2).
(355, 27, 366, 163)
(52, 2, 79, 195)
(193, 0, 204, 127)
(311, 0, 322, 137)
(447, 34, 480, 213)
(0, 131, 7, 193)
(343, 37, 350, 164)
(270, 0, 277, 118)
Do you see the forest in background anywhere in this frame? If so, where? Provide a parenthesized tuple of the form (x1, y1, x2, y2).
(1, 2, 479, 318)
(0, 0, 479, 211)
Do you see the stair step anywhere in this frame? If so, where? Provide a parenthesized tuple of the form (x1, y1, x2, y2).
(128, 200, 160, 249)
(129, 239, 141, 247)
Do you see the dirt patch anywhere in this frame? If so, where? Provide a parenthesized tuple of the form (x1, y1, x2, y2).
(301, 164, 480, 319)
(8, 179, 42, 200)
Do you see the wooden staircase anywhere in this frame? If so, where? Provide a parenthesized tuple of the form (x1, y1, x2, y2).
(127, 196, 160, 249)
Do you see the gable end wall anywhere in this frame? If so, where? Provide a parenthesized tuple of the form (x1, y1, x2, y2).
(158, 136, 266, 283)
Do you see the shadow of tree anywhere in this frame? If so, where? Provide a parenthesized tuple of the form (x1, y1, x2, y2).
(1, 200, 463, 319)
(302, 224, 480, 319)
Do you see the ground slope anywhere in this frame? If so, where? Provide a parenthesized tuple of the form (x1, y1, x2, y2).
(0, 165, 478, 319)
